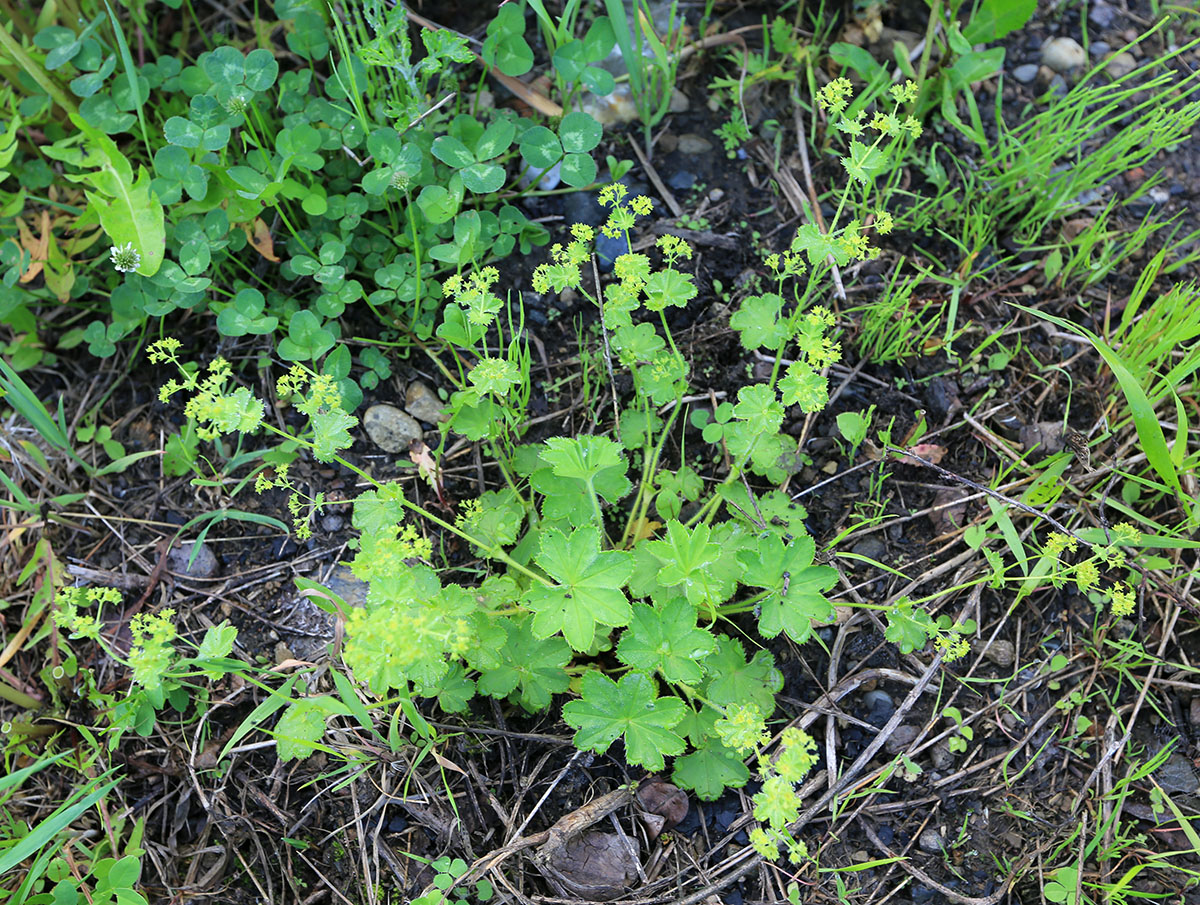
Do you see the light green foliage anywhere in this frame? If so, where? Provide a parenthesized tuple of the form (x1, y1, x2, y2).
(562, 670, 686, 771)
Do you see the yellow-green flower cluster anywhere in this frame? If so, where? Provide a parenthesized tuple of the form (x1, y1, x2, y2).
(54, 586, 122, 641)
(444, 267, 503, 327)
(127, 609, 178, 690)
(148, 339, 264, 442)
(343, 595, 470, 695)
(715, 702, 769, 754)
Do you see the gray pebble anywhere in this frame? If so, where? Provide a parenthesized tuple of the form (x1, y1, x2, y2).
(324, 564, 370, 608)
(168, 541, 219, 579)
(1090, 41, 1111, 57)
(405, 380, 446, 424)
(1106, 52, 1137, 79)
(1156, 754, 1200, 794)
(884, 724, 920, 755)
(982, 639, 1015, 668)
(668, 88, 689, 113)
(863, 690, 896, 726)
(677, 133, 713, 155)
(851, 537, 887, 564)
(1012, 63, 1039, 84)
(1042, 37, 1087, 73)
(919, 828, 944, 853)
(321, 514, 345, 533)
(930, 740, 954, 770)
(363, 403, 422, 453)
(1089, 3, 1115, 28)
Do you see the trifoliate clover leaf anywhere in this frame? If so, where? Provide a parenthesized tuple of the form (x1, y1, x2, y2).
(672, 739, 750, 801)
(562, 670, 686, 771)
(734, 383, 785, 436)
(738, 534, 837, 643)
(616, 598, 717, 685)
(730, 293, 789, 351)
(643, 520, 724, 609)
(523, 525, 633, 651)
(884, 597, 937, 654)
(703, 636, 782, 715)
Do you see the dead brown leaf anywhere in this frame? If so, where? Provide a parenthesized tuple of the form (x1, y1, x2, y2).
(17, 210, 50, 283)
(250, 217, 280, 262)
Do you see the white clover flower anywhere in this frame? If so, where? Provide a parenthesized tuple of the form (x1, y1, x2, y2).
(110, 242, 141, 273)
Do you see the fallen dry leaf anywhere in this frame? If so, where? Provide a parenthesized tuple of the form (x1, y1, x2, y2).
(636, 779, 688, 834)
(902, 443, 947, 465)
(250, 217, 280, 262)
(17, 210, 50, 283)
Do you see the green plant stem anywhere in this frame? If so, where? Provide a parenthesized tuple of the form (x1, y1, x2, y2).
(0, 679, 42, 710)
(256, 423, 551, 587)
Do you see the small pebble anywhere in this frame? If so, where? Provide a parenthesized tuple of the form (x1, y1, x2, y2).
(168, 541, 219, 579)
(862, 690, 896, 727)
(919, 828, 944, 853)
(666, 169, 696, 191)
(709, 188, 725, 202)
(885, 724, 920, 755)
(1105, 52, 1137, 79)
(1012, 63, 1039, 84)
(850, 537, 887, 564)
(930, 740, 954, 770)
(1090, 40, 1111, 57)
(321, 514, 345, 533)
(363, 403, 422, 453)
(1042, 37, 1087, 73)
(668, 88, 689, 113)
(1089, 3, 1115, 28)
(405, 380, 446, 424)
(677, 133, 713, 155)
(983, 639, 1016, 668)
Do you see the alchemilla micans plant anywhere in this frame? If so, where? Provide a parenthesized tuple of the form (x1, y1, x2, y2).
(130, 82, 982, 817)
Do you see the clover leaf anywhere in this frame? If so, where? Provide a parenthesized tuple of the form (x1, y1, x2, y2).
(481, 4, 533, 77)
(278, 310, 336, 362)
(616, 597, 716, 685)
(523, 524, 632, 651)
(216, 288, 278, 337)
(562, 670, 686, 771)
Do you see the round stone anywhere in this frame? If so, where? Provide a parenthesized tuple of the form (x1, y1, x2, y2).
(1042, 37, 1087, 73)
(363, 404, 422, 453)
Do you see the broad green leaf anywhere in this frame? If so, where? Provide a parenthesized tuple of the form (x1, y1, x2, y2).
(643, 521, 722, 609)
(559, 111, 602, 153)
(962, 0, 1036, 43)
(730, 293, 789, 350)
(519, 125, 561, 168)
(474, 118, 516, 160)
(672, 742, 750, 801)
(460, 161, 505, 194)
(475, 616, 570, 712)
(738, 535, 837, 643)
(733, 383, 785, 436)
(560, 152, 597, 188)
(524, 525, 632, 650)
(703, 636, 781, 714)
(616, 597, 716, 684)
(562, 670, 685, 770)
(643, 269, 696, 311)
(274, 696, 344, 761)
(71, 116, 164, 275)
(432, 134, 476, 169)
(884, 597, 936, 654)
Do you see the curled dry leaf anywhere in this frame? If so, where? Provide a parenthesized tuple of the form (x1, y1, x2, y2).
(250, 217, 280, 262)
(901, 443, 947, 465)
(546, 831, 640, 901)
(636, 779, 689, 833)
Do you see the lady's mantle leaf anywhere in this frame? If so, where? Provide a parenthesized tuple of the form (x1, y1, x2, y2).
(274, 696, 347, 761)
(643, 520, 723, 608)
(672, 741, 750, 801)
(738, 535, 837, 643)
(616, 598, 716, 684)
(562, 670, 685, 771)
(523, 525, 632, 651)
(884, 597, 936, 654)
(703, 637, 781, 715)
